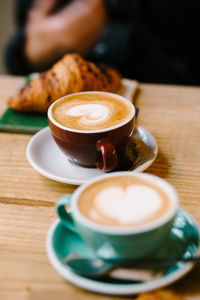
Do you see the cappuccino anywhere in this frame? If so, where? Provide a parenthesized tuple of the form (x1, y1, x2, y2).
(52, 92, 133, 131)
(78, 175, 172, 228)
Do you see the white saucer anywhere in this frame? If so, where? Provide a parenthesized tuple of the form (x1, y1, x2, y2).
(26, 126, 157, 185)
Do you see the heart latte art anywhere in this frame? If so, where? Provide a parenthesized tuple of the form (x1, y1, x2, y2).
(94, 186, 161, 225)
(66, 103, 110, 127)
(52, 93, 132, 130)
(78, 176, 172, 228)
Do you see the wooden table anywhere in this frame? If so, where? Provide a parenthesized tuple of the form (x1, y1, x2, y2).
(0, 75, 200, 300)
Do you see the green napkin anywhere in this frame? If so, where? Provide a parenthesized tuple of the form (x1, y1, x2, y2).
(0, 108, 48, 134)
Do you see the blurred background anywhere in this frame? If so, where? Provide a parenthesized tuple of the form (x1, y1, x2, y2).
(0, 0, 15, 74)
(1, 0, 200, 85)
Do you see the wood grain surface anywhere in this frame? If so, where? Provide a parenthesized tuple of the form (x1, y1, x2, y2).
(0, 75, 200, 300)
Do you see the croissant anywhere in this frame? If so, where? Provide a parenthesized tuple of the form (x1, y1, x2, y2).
(8, 53, 121, 112)
(136, 290, 182, 300)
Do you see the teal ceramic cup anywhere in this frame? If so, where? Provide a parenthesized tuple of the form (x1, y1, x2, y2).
(56, 172, 179, 261)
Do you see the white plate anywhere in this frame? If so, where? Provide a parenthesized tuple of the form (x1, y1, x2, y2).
(26, 126, 157, 185)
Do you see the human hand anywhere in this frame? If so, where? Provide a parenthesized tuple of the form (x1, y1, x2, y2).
(25, 0, 107, 70)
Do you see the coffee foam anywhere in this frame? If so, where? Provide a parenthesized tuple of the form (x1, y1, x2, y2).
(78, 176, 172, 228)
(65, 103, 110, 127)
(94, 186, 161, 225)
(52, 93, 132, 131)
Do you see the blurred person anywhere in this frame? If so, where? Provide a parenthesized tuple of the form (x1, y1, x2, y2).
(5, 0, 106, 73)
(5, 0, 200, 85)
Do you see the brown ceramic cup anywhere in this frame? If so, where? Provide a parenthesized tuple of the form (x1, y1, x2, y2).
(48, 92, 135, 172)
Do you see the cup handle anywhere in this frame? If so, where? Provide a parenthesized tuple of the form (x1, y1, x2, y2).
(96, 139, 118, 172)
(56, 194, 78, 234)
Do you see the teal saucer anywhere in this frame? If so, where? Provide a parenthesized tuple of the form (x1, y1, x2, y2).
(46, 209, 199, 295)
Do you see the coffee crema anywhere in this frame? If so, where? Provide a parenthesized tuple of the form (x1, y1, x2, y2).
(52, 93, 132, 131)
(78, 176, 172, 228)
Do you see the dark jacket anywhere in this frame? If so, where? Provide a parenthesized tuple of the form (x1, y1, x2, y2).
(5, 0, 200, 85)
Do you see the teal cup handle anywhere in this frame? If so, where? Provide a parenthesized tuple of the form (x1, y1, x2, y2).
(56, 194, 77, 234)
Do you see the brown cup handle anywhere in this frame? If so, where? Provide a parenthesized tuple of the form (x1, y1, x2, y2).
(96, 139, 118, 172)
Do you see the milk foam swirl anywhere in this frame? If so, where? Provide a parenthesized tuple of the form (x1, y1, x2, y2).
(66, 104, 110, 126)
(94, 185, 161, 225)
